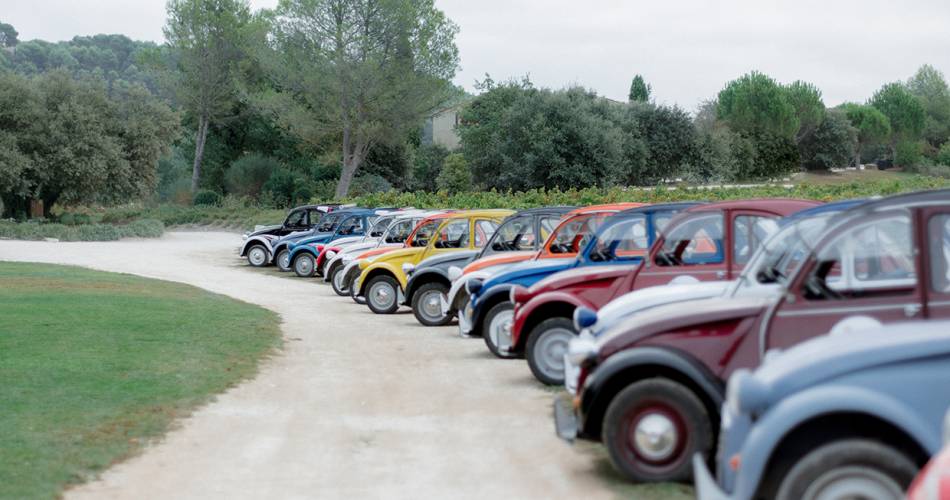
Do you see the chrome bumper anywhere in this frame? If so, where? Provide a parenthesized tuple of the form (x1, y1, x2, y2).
(458, 302, 475, 337)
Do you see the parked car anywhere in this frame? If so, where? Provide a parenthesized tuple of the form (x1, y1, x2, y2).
(268, 208, 367, 271)
(403, 207, 574, 326)
(238, 204, 339, 267)
(354, 209, 514, 314)
(459, 203, 646, 355)
(559, 189, 950, 483)
(512, 199, 816, 384)
(287, 208, 399, 277)
(693, 320, 950, 500)
(906, 409, 950, 500)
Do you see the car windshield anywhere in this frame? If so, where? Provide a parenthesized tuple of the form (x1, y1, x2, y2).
(383, 218, 418, 245)
(545, 214, 611, 256)
(368, 216, 392, 237)
(485, 216, 536, 255)
(408, 219, 441, 247)
(587, 214, 649, 262)
(316, 213, 344, 232)
(737, 214, 833, 290)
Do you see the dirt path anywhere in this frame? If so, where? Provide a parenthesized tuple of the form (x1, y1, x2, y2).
(0, 232, 621, 499)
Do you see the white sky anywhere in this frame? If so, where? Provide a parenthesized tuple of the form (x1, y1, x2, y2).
(5, 0, 950, 110)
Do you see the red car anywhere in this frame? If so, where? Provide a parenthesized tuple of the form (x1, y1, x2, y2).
(560, 189, 950, 483)
(510, 199, 817, 385)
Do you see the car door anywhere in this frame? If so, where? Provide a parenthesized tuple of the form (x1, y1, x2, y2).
(763, 210, 922, 351)
(924, 208, 950, 318)
(634, 210, 728, 289)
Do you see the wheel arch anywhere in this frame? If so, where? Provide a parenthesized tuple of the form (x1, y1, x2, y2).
(516, 293, 590, 351)
(405, 269, 451, 305)
(471, 284, 514, 336)
(358, 265, 399, 296)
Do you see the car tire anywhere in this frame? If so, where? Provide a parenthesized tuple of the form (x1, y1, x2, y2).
(774, 439, 916, 500)
(366, 275, 400, 314)
(246, 244, 268, 267)
(482, 302, 517, 359)
(275, 249, 291, 272)
(329, 263, 349, 296)
(526, 317, 576, 386)
(293, 254, 316, 278)
(412, 282, 451, 326)
(602, 378, 712, 483)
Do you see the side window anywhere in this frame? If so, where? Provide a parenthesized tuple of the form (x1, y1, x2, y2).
(589, 217, 649, 262)
(410, 220, 441, 247)
(805, 215, 916, 300)
(369, 217, 391, 237)
(490, 216, 534, 252)
(435, 219, 470, 248)
(337, 216, 364, 235)
(286, 210, 307, 227)
(733, 215, 780, 266)
(656, 213, 725, 266)
(540, 216, 558, 241)
(308, 209, 324, 226)
(475, 220, 499, 248)
(929, 215, 950, 293)
(386, 220, 414, 243)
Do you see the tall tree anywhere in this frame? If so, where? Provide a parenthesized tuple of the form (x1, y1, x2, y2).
(839, 103, 891, 167)
(263, 0, 460, 198)
(784, 80, 825, 144)
(0, 22, 17, 48)
(163, 0, 253, 192)
(628, 74, 651, 103)
(905, 64, 950, 149)
(798, 109, 856, 171)
(717, 71, 798, 140)
(869, 82, 925, 159)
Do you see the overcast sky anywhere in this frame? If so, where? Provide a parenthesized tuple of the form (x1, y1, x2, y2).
(5, 0, 950, 110)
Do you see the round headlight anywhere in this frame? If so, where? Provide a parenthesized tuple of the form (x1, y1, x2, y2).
(573, 307, 598, 332)
(466, 279, 483, 295)
(510, 285, 529, 305)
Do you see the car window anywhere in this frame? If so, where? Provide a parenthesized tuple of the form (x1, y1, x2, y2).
(285, 210, 307, 227)
(316, 213, 343, 232)
(589, 216, 649, 262)
(929, 214, 950, 293)
(733, 215, 780, 266)
(409, 220, 441, 247)
(434, 219, 470, 248)
(474, 220, 499, 248)
(369, 217, 392, 237)
(655, 212, 724, 266)
(805, 215, 916, 300)
(489, 216, 536, 253)
(385, 219, 415, 244)
(336, 216, 364, 236)
(653, 212, 675, 240)
(540, 216, 559, 240)
(308, 209, 324, 226)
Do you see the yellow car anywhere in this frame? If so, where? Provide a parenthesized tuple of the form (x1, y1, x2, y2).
(356, 209, 514, 314)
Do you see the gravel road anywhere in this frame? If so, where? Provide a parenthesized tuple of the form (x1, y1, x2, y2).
(0, 232, 625, 499)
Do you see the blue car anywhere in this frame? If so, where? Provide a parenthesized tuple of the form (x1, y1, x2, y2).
(285, 208, 387, 277)
(693, 320, 950, 500)
(460, 202, 700, 353)
(270, 208, 371, 271)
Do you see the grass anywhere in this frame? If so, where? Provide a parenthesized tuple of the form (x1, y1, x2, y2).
(0, 262, 281, 499)
(0, 219, 165, 242)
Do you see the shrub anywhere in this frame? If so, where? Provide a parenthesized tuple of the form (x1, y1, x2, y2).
(436, 153, 473, 193)
(225, 154, 280, 199)
(193, 190, 223, 207)
(895, 141, 924, 168)
(0, 219, 165, 241)
(938, 143, 950, 167)
(292, 185, 313, 205)
(409, 143, 450, 191)
(262, 168, 301, 207)
(348, 174, 393, 197)
(799, 110, 858, 171)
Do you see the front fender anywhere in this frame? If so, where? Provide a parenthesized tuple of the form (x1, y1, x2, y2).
(579, 346, 724, 440)
(289, 245, 319, 261)
(240, 236, 275, 257)
(358, 262, 407, 296)
(730, 385, 940, 500)
(316, 246, 341, 269)
(404, 268, 450, 305)
(512, 291, 593, 350)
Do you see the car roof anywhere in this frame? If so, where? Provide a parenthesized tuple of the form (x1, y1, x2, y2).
(567, 202, 646, 215)
(511, 206, 577, 216)
(615, 201, 705, 216)
(851, 188, 950, 214)
(686, 198, 820, 216)
(448, 209, 517, 218)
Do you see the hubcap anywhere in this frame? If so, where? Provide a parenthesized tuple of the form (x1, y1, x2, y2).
(296, 257, 313, 275)
(248, 247, 266, 266)
(632, 413, 679, 462)
(534, 327, 573, 381)
(370, 282, 396, 310)
(803, 466, 904, 500)
(488, 309, 514, 354)
(420, 290, 445, 321)
(278, 251, 290, 269)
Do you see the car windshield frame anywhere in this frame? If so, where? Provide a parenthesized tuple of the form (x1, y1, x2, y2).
(543, 213, 612, 257)
(734, 213, 835, 291)
(584, 213, 650, 263)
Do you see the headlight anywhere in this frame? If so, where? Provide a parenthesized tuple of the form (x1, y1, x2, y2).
(448, 266, 463, 281)
(726, 370, 769, 417)
(326, 250, 337, 259)
(566, 331, 597, 365)
(573, 307, 598, 332)
(402, 263, 415, 275)
(466, 279, 483, 295)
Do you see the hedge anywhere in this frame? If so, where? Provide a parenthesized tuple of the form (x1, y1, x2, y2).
(0, 219, 165, 241)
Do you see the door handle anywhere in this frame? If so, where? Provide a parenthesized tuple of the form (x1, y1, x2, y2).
(904, 304, 922, 318)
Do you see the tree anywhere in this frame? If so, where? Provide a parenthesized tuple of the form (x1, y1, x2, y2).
(628, 74, 651, 103)
(906, 64, 950, 149)
(784, 80, 825, 144)
(870, 82, 925, 159)
(798, 109, 857, 171)
(839, 103, 891, 167)
(263, 0, 460, 198)
(0, 22, 18, 48)
(436, 153, 471, 193)
(625, 103, 698, 184)
(163, 0, 254, 193)
(717, 71, 798, 140)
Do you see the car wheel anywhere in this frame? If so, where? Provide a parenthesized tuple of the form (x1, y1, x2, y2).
(775, 439, 916, 500)
(275, 249, 291, 271)
(293, 254, 316, 278)
(329, 263, 349, 296)
(246, 244, 268, 267)
(412, 282, 451, 326)
(482, 302, 517, 359)
(526, 317, 576, 385)
(603, 378, 712, 483)
(366, 275, 400, 314)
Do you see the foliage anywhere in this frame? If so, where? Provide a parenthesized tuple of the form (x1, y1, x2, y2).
(906, 64, 950, 149)
(262, 0, 460, 197)
(839, 103, 891, 163)
(939, 143, 950, 166)
(798, 109, 857, 170)
(261, 167, 301, 207)
(717, 71, 798, 139)
(348, 174, 393, 197)
(0, 21, 17, 47)
(436, 153, 472, 193)
(627, 103, 699, 183)
(895, 141, 924, 167)
(193, 189, 223, 206)
(784, 80, 825, 143)
(0, 262, 279, 499)
(0, 219, 164, 241)
(870, 82, 926, 149)
(409, 143, 450, 191)
(628, 74, 651, 103)
(224, 153, 280, 198)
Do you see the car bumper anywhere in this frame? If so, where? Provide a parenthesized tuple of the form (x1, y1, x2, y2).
(553, 394, 578, 442)
(693, 455, 733, 500)
(564, 355, 582, 394)
(443, 278, 469, 316)
(458, 302, 475, 337)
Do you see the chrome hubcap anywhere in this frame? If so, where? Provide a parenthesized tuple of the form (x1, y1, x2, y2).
(488, 309, 514, 353)
(535, 327, 573, 381)
(248, 247, 266, 266)
(420, 291, 445, 321)
(278, 252, 290, 269)
(803, 466, 904, 500)
(296, 257, 313, 275)
(370, 282, 396, 310)
(633, 413, 678, 461)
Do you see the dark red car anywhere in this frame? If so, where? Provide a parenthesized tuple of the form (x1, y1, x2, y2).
(510, 199, 817, 385)
(558, 189, 950, 484)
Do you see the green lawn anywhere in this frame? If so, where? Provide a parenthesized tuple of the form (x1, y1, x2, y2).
(0, 262, 281, 500)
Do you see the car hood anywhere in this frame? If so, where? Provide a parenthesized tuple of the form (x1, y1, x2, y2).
(590, 281, 733, 336)
(597, 295, 772, 359)
(277, 230, 330, 246)
(528, 264, 638, 296)
(247, 224, 282, 237)
(481, 258, 576, 291)
(417, 250, 479, 271)
(371, 246, 426, 265)
(340, 241, 379, 255)
(464, 251, 537, 273)
(752, 321, 950, 403)
(328, 235, 364, 247)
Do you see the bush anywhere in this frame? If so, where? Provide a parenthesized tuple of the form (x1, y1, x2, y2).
(799, 110, 857, 171)
(225, 154, 280, 199)
(348, 174, 393, 197)
(193, 190, 223, 207)
(896, 141, 924, 168)
(938, 143, 950, 167)
(262, 168, 302, 208)
(409, 143, 450, 191)
(437, 153, 473, 193)
(292, 185, 313, 205)
(0, 219, 165, 241)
